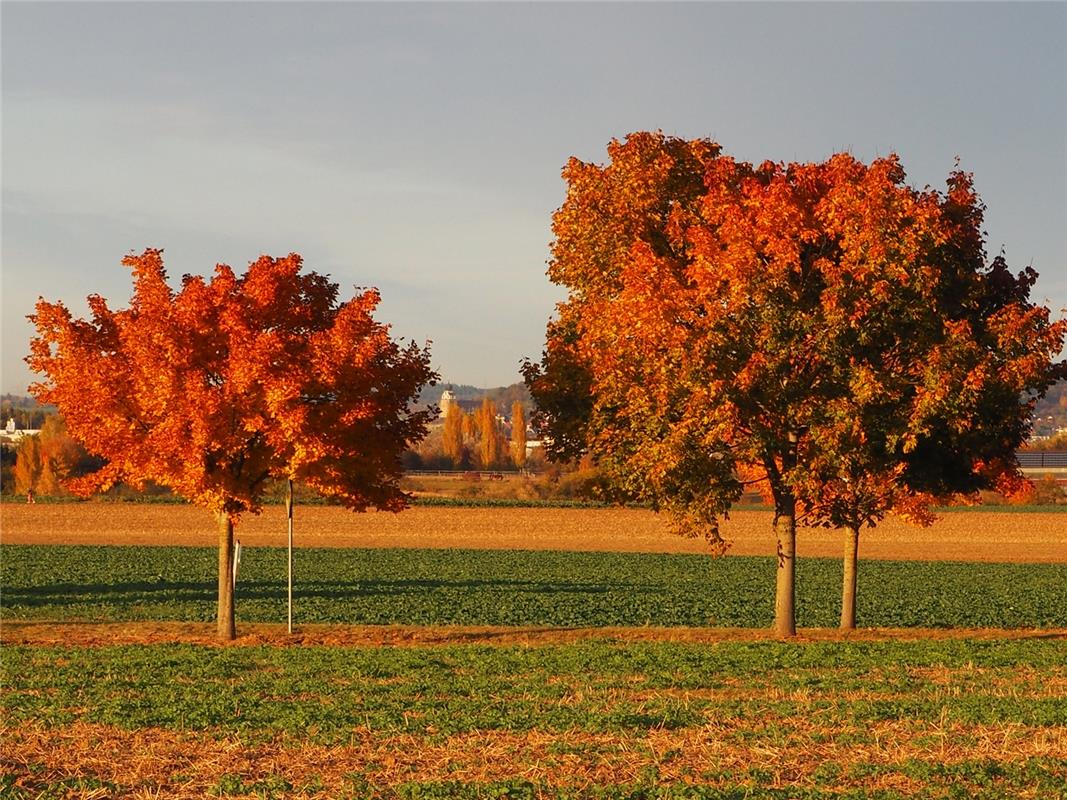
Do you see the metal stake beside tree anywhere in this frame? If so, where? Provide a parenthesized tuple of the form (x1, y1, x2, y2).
(286, 478, 294, 634)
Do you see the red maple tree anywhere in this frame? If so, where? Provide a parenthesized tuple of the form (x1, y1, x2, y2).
(527, 133, 1066, 635)
(29, 249, 436, 639)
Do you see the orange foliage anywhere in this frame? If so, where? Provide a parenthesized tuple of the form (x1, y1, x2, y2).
(510, 401, 527, 469)
(476, 398, 502, 469)
(442, 400, 465, 465)
(28, 249, 436, 518)
(532, 133, 1067, 541)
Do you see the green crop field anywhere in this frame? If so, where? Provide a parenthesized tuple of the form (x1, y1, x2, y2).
(7, 639, 1067, 737)
(4, 541, 1066, 797)
(3, 639, 1066, 798)
(3, 544, 1066, 629)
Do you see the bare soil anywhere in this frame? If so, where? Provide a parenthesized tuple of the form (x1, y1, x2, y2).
(2, 503, 1064, 562)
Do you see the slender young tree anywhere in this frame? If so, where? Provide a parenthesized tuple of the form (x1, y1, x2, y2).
(13, 434, 41, 496)
(29, 249, 436, 640)
(510, 401, 527, 468)
(477, 398, 502, 469)
(442, 400, 465, 466)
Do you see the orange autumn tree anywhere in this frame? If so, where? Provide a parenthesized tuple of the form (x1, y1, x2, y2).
(476, 397, 502, 469)
(526, 133, 1066, 636)
(28, 249, 436, 640)
(12, 415, 94, 497)
(510, 401, 527, 468)
(442, 399, 466, 466)
(785, 166, 1066, 629)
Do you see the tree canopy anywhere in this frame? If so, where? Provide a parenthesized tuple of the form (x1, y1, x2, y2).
(526, 132, 1066, 635)
(29, 249, 436, 637)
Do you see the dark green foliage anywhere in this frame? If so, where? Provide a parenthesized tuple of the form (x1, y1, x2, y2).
(2, 544, 1065, 629)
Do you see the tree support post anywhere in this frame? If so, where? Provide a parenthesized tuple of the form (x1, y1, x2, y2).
(286, 478, 294, 635)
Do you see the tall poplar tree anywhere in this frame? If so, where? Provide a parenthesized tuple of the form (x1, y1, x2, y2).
(477, 398, 502, 469)
(511, 402, 527, 468)
(13, 434, 41, 495)
(442, 400, 465, 465)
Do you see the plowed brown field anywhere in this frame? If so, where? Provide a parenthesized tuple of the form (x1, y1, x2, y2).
(1, 502, 1064, 562)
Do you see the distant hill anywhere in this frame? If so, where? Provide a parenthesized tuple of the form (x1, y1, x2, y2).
(0, 394, 52, 411)
(1, 394, 56, 430)
(2, 385, 536, 421)
(1032, 379, 1067, 437)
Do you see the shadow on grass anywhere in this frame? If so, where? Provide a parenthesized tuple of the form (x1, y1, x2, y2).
(2, 576, 662, 609)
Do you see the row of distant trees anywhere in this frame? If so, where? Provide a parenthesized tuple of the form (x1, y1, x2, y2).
(404, 398, 532, 472)
(2, 416, 101, 496)
(439, 398, 527, 470)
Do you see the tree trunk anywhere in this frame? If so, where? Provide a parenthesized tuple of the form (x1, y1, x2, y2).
(773, 503, 797, 637)
(840, 525, 860, 630)
(217, 512, 236, 641)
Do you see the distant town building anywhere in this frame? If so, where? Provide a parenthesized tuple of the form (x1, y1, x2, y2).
(436, 387, 484, 420)
(0, 419, 41, 444)
(440, 388, 457, 416)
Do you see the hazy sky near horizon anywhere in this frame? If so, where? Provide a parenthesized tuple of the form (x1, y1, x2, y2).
(3, 1, 1065, 394)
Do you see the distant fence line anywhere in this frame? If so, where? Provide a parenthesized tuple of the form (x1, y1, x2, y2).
(410, 456, 1067, 477)
(405, 469, 539, 478)
(1016, 451, 1067, 468)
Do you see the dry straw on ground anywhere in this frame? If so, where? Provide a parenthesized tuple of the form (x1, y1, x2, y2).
(4, 718, 1065, 799)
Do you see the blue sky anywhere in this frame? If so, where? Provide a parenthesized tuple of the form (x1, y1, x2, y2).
(3, 1, 1065, 394)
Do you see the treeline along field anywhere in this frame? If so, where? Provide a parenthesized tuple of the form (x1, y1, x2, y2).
(3, 545, 1065, 629)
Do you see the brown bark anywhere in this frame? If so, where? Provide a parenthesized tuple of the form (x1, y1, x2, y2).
(773, 505, 797, 637)
(840, 525, 860, 630)
(770, 432, 799, 638)
(216, 512, 235, 641)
